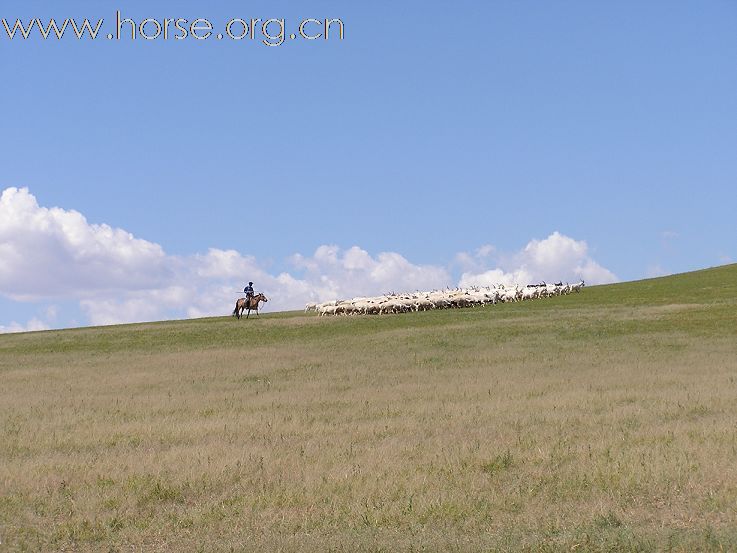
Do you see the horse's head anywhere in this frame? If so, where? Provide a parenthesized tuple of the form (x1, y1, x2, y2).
(258, 294, 268, 302)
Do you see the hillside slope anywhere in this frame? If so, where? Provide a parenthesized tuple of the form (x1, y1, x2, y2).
(1, 264, 736, 552)
(2, 262, 736, 355)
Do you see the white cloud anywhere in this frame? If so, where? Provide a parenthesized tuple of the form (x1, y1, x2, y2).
(291, 245, 451, 301)
(459, 267, 532, 288)
(0, 187, 168, 301)
(0, 317, 50, 334)
(73, 245, 451, 326)
(459, 232, 617, 288)
(453, 244, 497, 273)
(1, 189, 617, 328)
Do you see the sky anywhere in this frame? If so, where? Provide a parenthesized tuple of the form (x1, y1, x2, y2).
(1, 1, 736, 332)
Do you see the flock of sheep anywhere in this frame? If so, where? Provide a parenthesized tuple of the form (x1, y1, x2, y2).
(305, 281, 585, 316)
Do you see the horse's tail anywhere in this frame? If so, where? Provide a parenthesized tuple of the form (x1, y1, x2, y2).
(232, 300, 239, 317)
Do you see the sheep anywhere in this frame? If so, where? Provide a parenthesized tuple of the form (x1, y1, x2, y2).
(309, 278, 584, 316)
(571, 280, 585, 293)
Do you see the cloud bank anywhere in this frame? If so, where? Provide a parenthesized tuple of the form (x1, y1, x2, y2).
(0, 318, 50, 334)
(0, 187, 617, 330)
(458, 232, 617, 288)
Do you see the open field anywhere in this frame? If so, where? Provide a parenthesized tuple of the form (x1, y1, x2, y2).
(2, 265, 737, 552)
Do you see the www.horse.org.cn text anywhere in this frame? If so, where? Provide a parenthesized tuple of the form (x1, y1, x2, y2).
(1, 11, 345, 47)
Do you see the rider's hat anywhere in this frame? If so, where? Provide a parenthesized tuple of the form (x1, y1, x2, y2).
(249, 282, 253, 285)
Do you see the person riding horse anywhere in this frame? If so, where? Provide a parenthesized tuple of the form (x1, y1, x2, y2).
(244, 282, 254, 301)
(233, 291, 268, 319)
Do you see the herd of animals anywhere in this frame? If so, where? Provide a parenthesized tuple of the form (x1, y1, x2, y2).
(304, 280, 585, 316)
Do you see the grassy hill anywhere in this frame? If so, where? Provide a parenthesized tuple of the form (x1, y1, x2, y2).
(2, 264, 737, 552)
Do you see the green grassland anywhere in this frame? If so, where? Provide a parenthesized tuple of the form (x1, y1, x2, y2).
(2, 264, 737, 552)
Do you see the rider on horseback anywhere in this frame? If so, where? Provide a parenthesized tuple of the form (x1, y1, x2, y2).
(234, 283, 267, 319)
(244, 282, 254, 302)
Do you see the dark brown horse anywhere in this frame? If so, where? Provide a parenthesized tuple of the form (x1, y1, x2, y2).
(233, 293, 268, 319)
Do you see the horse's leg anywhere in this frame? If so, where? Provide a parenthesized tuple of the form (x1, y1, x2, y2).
(246, 309, 250, 319)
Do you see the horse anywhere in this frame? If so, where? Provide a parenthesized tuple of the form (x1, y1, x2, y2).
(232, 293, 268, 319)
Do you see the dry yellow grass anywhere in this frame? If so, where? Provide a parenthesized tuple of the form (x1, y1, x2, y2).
(2, 265, 737, 551)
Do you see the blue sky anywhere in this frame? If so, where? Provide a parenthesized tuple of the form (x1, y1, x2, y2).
(1, 1, 736, 330)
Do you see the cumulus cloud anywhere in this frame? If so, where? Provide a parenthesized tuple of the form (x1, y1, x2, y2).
(453, 244, 496, 273)
(459, 232, 617, 288)
(1, 188, 617, 329)
(293, 245, 451, 301)
(1, 188, 452, 325)
(75, 246, 450, 326)
(0, 187, 169, 301)
(0, 317, 50, 334)
(459, 267, 534, 288)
